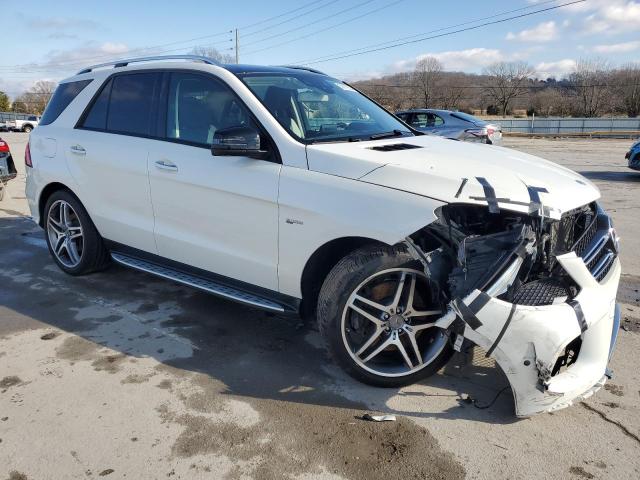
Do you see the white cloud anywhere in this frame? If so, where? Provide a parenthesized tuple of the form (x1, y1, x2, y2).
(593, 40, 640, 53)
(566, 0, 640, 35)
(19, 13, 102, 31)
(506, 21, 558, 42)
(42, 42, 131, 70)
(392, 48, 505, 73)
(535, 59, 577, 79)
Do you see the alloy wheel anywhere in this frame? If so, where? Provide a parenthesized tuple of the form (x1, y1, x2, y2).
(341, 268, 447, 377)
(47, 199, 84, 268)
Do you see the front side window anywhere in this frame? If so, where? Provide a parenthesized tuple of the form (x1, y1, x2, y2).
(166, 72, 253, 146)
(238, 72, 413, 143)
(40, 79, 92, 126)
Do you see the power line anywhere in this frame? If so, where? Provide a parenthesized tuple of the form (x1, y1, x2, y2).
(242, 0, 377, 49)
(241, 0, 340, 38)
(243, 0, 405, 56)
(300, 0, 586, 66)
(289, 0, 560, 65)
(238, 0, 327, 30)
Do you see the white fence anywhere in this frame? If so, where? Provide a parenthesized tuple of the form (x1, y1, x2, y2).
(496, 117, 640, 136)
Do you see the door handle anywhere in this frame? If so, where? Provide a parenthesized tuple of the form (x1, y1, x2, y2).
(155, 160, 178, 172)
(70, 144, 86, 155)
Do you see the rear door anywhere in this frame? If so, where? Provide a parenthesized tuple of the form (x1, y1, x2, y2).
(147, 71, 281, 290)
(68, 72, 161, 253)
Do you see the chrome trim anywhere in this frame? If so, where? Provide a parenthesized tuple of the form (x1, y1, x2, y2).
(77, 55, 222, 74)
(110, 252, 285, 312)
(582, 233, 609, 265)
(591, 251, 615, 279)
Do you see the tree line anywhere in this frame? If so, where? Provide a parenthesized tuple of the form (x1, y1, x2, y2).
(2, 56, 639, 118)
(352, 58, 640, 118)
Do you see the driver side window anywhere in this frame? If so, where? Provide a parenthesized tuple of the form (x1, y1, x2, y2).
(166, 73, 252, 146)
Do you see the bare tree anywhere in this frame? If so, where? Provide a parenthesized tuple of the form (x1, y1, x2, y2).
(439, 74, 468, 110)
(568, 58, 612, 117)
(412, 56, 443, 108)
(483, 61, 534, 116)
(14, 80, 56, 114)
(614, 63, 640, 117)
(190, 46, 235, 64)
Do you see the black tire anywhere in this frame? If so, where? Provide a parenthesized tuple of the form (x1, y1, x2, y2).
(317, 244, 452, 388)
(43, 190, 110, 275)
(23, 125, 33, 133)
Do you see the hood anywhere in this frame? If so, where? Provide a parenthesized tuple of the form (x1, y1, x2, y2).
(306, 135, 600, 218)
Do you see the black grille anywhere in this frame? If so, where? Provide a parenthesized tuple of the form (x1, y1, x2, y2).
(512, 278, 569, 306)
(368, 143, 422, 152)
(572, 216, 598, 256)
(554, 203, 597, 255)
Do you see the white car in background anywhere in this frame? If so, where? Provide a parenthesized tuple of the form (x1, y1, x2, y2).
(25, 55, 621, 416)
(7, 114, 40, 133)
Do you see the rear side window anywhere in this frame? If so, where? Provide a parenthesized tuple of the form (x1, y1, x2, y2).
(82, 79, 112, 130)
(40, 79, 92, 126)
(79, 73, 160, 136)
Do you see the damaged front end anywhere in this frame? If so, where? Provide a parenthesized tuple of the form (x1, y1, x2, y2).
(405, 202, 621, 416)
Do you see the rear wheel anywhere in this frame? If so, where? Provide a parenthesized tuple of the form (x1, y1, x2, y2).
(44, 190, 109, 275)
(318, 245, 452, 387)
(23, 125, 33, 133)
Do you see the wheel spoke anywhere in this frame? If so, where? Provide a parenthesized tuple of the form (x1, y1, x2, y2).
(390, 271, 407, 309)
(60, 202, 69, 227)
(394, 335, 414, 369)
(405, 274, 417, 313)
(403, 326, 423, 366)
(66, 239, 80, 264)
(406, 308, 443, 318)
(411, 322, 437, 333)
(48, 220, 64, 236)
(353, 294, 388, 314)
(348, 302, 385, 327)
(68, 226, 83, 240)
(54, 236, 67, 256)
(362, 334, 394, 363)
(355, 326, 385, 357)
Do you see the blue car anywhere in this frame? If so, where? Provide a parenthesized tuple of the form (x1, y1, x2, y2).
(626, 138, 640, 171)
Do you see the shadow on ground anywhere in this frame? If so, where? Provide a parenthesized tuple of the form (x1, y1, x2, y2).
(579, 170, 640, 183)
(0, 215, 516, 426)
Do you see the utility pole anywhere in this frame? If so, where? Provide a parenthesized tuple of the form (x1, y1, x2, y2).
(235, 29, 239, 64)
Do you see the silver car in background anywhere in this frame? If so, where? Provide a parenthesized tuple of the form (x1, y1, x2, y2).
(396, 109, 502, 145)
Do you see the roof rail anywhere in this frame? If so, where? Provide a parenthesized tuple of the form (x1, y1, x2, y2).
(279, 65, 327, 76)
(77, 55, 222, 75)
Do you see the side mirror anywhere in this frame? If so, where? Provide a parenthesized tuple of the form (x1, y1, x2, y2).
(211, 126, 268, 159)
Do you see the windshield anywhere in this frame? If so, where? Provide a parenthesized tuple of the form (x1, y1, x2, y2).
(238, 72, 413, 143)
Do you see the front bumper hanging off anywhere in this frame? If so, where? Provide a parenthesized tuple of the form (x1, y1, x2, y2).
(434, 207, 622, 416)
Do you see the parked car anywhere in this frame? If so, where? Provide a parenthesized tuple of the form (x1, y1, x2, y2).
(26, 55, 621, 416)
(7, 114, 39, 133)
(396, 109, 502, 145)
(0, 137, 17, 200)
(626, 138, 640, 170)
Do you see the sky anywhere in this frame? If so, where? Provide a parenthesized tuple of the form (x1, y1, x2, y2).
(1, 0, 639, 98)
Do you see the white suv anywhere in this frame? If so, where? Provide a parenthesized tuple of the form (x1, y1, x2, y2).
(26, 55, 621, 416)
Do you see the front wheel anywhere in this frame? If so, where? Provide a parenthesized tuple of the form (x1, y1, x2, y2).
(317, 245, 452, 388)
(23, 125, 33, 133)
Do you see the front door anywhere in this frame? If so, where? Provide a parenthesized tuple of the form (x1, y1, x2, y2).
(148, 71, 281, 291)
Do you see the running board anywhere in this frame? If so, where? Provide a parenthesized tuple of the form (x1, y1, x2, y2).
(110, 252, 285, 313)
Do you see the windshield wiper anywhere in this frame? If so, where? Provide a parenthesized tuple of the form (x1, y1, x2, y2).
(369, 129, 407, 140)
(307, 137, 362, 144)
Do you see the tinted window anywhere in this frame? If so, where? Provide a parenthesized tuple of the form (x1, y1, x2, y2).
(40, 79, 92, 126)
(166, 72, 253, 146)
(107, 73, 159, 136)
(411, 112, 444, 128)
(28, 116, 37, 121)
(81, 79, 112, 130)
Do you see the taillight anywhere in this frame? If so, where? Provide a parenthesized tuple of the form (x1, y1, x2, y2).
(25, 141, 33, 167)
(0, 140, 9, 152)
(465, 128, 487, 137)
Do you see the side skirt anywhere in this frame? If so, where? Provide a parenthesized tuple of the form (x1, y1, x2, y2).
(105, 241, 301, 315)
